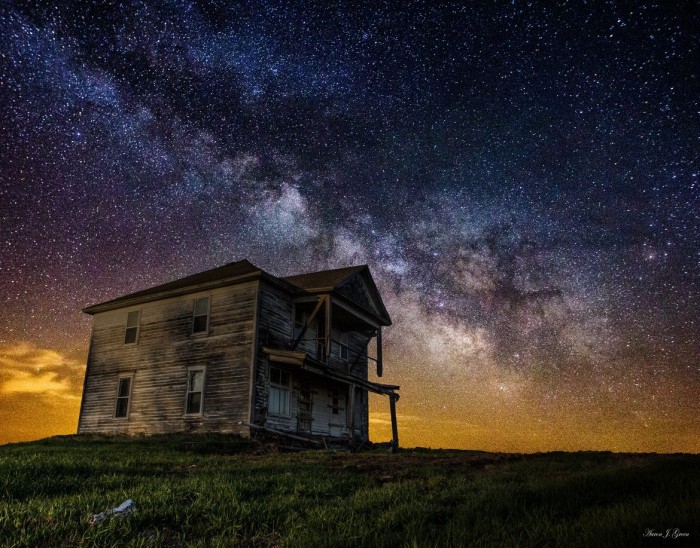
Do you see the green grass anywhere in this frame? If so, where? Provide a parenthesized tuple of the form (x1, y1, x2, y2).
(0, 435, 697, 547)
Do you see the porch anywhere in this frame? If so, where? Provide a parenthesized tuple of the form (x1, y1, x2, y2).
(262, 347, 400, 448)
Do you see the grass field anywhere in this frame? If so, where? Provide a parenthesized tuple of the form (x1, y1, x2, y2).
(0, 435, 697, 547)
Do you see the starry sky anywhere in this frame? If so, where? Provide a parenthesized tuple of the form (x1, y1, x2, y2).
(1, 0, 698, 452)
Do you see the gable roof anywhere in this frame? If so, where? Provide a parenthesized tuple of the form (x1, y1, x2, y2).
(283, 265, 366, 291)
(284, 265, 391, 325)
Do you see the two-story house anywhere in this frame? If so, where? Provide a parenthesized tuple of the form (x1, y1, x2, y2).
(77, 260, 400, 447)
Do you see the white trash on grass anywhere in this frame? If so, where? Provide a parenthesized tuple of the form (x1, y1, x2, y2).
(89, 499, 136, 525)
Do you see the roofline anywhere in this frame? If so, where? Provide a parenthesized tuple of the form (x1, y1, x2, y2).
(283, 264, 392, 325)
(282, 264, 368, 289)
(84, 270, 243, 315)
(359, 265, 392, 325)
(83, 262, 391, 324)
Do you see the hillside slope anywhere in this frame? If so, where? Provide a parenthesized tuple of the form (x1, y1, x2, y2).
(0, 435, 698, 546)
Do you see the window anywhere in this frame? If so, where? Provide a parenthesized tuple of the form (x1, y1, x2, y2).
(185, 368, 205, 414)
(269, 367, 290, 416)
(115, 376, 132, 418)
(339, 332, 350, 361)
(192, 297, 210, 334)
(124, 311, 140, 345)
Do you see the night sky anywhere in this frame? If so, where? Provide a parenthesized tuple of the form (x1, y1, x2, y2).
(1, 1, 698, 451)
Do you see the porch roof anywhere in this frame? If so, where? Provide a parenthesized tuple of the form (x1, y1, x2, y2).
(262, 347, 399, 399)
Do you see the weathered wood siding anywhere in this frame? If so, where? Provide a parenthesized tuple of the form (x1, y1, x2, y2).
(252, 281, 294, 427)
(78, 281, 258, 435)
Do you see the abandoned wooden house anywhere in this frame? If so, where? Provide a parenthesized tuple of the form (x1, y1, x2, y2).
(77, 260, 400, 447)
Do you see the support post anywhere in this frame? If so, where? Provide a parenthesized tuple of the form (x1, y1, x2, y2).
(347, 384, 355, 444)
(376, 327, 383, 377)
(389, 394, 399, 450)
(324, 296, 332, 362)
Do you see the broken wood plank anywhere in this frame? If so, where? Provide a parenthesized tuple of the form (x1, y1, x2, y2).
(243, 422, 322, 447)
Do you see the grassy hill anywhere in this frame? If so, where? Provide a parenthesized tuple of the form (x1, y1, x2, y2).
(0, 435, 697, 547)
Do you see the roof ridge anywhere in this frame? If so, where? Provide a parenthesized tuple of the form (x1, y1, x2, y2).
(83, 259, 263, 314)
(283, 264, 367, 279)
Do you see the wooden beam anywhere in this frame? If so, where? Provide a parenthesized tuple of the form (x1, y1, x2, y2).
(347, 384, 355, 443)
(247, 283, 262, 425)
(244, 422, 322, 447)
(291, 296, 326, 350)
(350, 331, 375, 373)
(389, 395, 399, 450)
(331, 297, 381, 329)
(376, 327, 383, 377)
(262, 347, 306, 366)
(324, 294, 331, 362)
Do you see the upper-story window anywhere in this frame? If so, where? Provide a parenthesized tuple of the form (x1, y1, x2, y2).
(124, 311, 140, 345)
(114, 376, 132, 418)
(192, 297, 210, 334)
(339, 332, 350, 361)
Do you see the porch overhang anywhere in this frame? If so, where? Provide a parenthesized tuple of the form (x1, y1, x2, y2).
(261, 346, 399, 398)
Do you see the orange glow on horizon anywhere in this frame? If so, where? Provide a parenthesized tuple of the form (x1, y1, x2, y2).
(1, 340, 697, 454)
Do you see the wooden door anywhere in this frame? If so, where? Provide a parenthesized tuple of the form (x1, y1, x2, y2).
(297, 384, 313, 434)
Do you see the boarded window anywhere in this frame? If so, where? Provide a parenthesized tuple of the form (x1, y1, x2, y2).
(124, 311, 140, 344)
(192, 297, 210, 334)
(269, 368, 290, 416)
(115, 377, 132, 418)
(186, 369, 205, 414)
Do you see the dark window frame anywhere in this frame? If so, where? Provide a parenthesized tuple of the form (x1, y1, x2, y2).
(192, 296, 210, 335)
(114, 375, 133, 419)
(124, 310, 141, 345)
(185, 367, 206, 415)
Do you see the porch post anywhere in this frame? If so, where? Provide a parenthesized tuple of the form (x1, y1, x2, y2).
(348, 384, 355, 443)
(325, 296, 332, 362)
(389, 394, 399, 450)
(376, 327, 383, 377)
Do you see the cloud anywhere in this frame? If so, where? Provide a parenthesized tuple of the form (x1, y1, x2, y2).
(0, 343, 83, 401)
(369, 412, 423, 426)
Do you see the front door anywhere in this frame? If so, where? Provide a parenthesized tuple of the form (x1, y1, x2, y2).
(297, 384, 312, 434)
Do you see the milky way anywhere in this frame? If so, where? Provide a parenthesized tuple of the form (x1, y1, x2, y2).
(0, 1, 697, 451)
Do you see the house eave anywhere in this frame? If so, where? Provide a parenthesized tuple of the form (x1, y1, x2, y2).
(83, 271, 265, 315)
